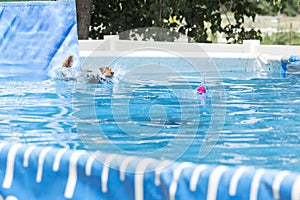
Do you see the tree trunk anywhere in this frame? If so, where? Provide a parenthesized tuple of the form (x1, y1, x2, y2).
(75, 0, 93, 39)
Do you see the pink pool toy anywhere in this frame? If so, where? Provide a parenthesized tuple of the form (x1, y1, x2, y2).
(197, 85, 206, 94)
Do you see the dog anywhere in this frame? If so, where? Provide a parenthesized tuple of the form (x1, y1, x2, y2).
(55, 55, 76, 80)
(99, 67, 114, 78)
(77, 67, 114, 84)
(62, 55, 73, 68)
(58, 55, 114, 83)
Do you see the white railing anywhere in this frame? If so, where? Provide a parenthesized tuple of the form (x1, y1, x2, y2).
(79, 36, 300, 59)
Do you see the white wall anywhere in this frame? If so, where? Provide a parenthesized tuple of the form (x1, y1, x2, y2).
(78, 36, 300, 74)
(79, 36, 300, 58)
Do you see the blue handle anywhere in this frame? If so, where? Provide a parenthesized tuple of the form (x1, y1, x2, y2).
(288, 56, 300, 62)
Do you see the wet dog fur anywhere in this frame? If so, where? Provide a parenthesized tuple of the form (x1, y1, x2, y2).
(60, 55, 114, 83)
(62, 55, 73, 68)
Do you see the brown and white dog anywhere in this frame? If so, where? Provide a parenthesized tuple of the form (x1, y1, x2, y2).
(59, 55, 114, 83)
(99, 67, 114, 78)
(62, 55, 73, 68)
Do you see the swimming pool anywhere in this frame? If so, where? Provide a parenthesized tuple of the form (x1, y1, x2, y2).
(74, 57, 300, 172)
(0, 55, 300, 199)
(1, 0, 299, 197)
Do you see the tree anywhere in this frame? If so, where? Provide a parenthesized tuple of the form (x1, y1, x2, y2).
(257, 0, 299, 16)
(76, 0, 93, 39)
(86, 0, 285, 43)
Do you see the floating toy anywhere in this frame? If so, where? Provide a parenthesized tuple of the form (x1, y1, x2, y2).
(196, 85, 206, 106)
(196, 85, 206, 94)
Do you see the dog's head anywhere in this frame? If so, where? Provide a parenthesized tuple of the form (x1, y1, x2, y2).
(99, 67, 114, 78)
(62, 55, 73, 68)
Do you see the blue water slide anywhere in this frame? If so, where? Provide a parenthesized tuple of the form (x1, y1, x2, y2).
(0, 0, 80, 78)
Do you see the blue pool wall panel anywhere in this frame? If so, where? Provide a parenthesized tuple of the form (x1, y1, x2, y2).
(0, 143, 297, 200)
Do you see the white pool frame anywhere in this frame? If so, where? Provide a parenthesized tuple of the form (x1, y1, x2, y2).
(78, 37, 300, 78)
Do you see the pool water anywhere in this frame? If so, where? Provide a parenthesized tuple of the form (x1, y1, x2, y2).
(0, 77, 80, 148)
(1, 66, 300, 172)
(203, 71, 300, 171)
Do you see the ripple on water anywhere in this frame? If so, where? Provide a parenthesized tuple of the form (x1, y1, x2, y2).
(0, 71, 300, 171)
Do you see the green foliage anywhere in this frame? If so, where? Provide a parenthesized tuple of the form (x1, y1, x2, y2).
(262, 31, 300, 45)
(281, 0, 299, 16)
(90, 0, 284, 43)
(257, 0, 300, 16)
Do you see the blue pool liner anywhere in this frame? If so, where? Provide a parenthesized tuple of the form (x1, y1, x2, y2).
(0, 143, 298, 200)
